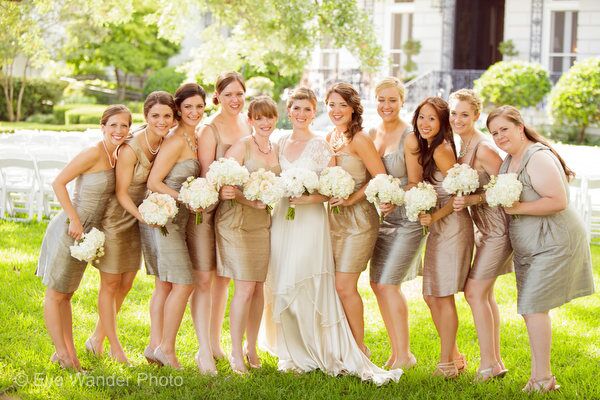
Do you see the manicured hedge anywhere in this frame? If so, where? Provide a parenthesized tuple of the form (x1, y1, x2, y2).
(0, 79, 67, 121)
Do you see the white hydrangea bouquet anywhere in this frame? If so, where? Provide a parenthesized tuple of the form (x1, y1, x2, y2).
(206, 157, 250, 206)
(178, 176, 219, 224)
(405, 182, 438, 234)
(70, 227, 105, 264)
(139, 192, 179, 236)
(280, 167, 319, 220)
(365, 174, 406, 222)
(484, 173, 523, 207)
(318, 166, 355, 214)
(442, 163, 480, 196)
(243, 168, 285, 212)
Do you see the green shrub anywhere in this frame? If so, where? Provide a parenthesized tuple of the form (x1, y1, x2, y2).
(53, 103, 91, 124)
(25, 113, 57, 124)
(63, 105, 144, 125)
(143, 67, 185, 97)
(548, 57, 600, 143)
(246, 76, 275, 98)
(0, 78, 67, 121)
(474, 61, 551, 108)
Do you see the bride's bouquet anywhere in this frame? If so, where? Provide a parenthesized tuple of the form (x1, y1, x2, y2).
(243, 168, 285, 212)
(139, 192, 179, 236)
(365, 174, 405, 222)
(318, 166, 355, 214)
(484, 173, 523, 207)
(70, 227, 105, 264)
(280, 167, 319, 220)
(442, 163, 480, 196)
(206, 158, 250, 206)
(178, 176, 219, 224)
(405, 182, 438, 233)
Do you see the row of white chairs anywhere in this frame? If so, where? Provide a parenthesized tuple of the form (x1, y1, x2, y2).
(571, 175, 600, 241)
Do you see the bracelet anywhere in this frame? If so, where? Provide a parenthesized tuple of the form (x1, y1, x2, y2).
(478, 194, 484, 204)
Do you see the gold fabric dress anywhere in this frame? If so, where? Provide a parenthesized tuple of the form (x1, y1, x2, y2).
(215, 139, 280, 282)
(422, 168, 474, 297)
(186, 123, 230, 272)
(460, 138, 513, 280)
(96, 137, 153, 274)
(499, 143, 594, 314)
(329, 153, 379, 273)
(37, 169, 115, 293)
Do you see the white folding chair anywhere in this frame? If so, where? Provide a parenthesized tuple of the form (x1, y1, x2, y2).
(35, 158, 68, 220)
(569, 175, 587, 220)
(0, 156, 39, 221)
(584, 175, 600, 241)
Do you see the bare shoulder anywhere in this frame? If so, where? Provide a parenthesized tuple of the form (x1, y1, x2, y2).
(404, 131, 419, 149)
(351, 131, 374, 146)
(433, 141, 455, 159)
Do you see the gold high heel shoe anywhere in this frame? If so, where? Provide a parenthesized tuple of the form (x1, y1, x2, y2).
(391, 354, 417, 370)
(432, 361, 459, 379)
(144, 345, 160, 365)
(243, 343, 261, 369)
(195, 351, 217, 376)
(524, 375, 561, 393)
(84, 337, 100, 356)
(454, 354, 467, 374)
(153, 346, 182, 370)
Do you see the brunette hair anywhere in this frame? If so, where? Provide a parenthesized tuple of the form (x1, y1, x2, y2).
(286, 86, 317, 110)
(487, 105, 574, 179)
(412, 96, 456, 182)
(248, 95, 278, 120)
(143, 91, 177, 119)
(375, 77, 406, 104)
(100, 104, 132, 126)
(449, 88, 482, 115)
(212, 71, 246, 105)
(174, 83, 207, 121)
(325, 82, 363, 141)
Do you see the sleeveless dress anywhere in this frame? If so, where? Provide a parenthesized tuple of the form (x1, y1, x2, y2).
(96, 137, 153, 274)
(422, 168, 474, 296)
(460, 138, 513, 280)
(329, 152, 379, 273)
(370, 127, 425, 285)
(261, 134, 402, 385)
(37, 169, 115, 293)
(186, 123, 230, 272)
(499, 143, 594, 314)
(215, 139, 281, 282)
(144, 159, 200, 285)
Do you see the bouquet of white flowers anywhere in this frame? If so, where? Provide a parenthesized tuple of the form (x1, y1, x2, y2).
(243, 168, 285, 212)
(280, 167, 319, 220)
(405, 182, 438, 234)
(178, 176, 219, 224)
(365, 174, 405, 222)
(318, 166, 355, 214)
(484, 173, 523, 207)
(138, 192, 179, 235)
(442, 163, 480, 196)
(70, 227, 105, 263)
(206, 158, 250, 206)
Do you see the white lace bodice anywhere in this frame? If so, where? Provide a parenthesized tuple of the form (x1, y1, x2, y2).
(278, 134, 332, 173)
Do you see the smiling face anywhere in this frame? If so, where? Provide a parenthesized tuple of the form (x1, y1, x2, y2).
(376, 86, 402, 122)
(146, 104, 175, 137)
(249, 114, 277, 138)
(449, 99, 478, 137)
(101, 113, 130, 146)
(217, 80, 245, 115)
(416, 103, 442, 143)
(327, 92, 353, 129)
(179, 95, 205, 128)
(488, 116, 524, 155)
(288, 99, 316, 130)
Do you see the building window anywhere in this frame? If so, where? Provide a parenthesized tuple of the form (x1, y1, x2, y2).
(549, 10, 578, 73)
(390, 13, 413, 77)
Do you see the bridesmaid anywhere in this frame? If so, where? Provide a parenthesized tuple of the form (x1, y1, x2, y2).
(325, 82, 386, 355)
(37, 105, 131, 369)
(88, 92, 173, 365)
(216, 96, 281, 374)
(488, 105, 594, 393)
(415, 97, 474, 378)
(368, 77, 423, 370)
(146, 83, 205, 369)
(193, 71, 252, 361)
(449, 89, 513, 381)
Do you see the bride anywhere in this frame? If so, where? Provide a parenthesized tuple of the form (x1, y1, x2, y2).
(261, 87, 402, 385)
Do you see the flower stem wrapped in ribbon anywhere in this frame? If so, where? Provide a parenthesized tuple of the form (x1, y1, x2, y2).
(280, 167, 319, 220)
(178, 176, 219, 224)
(138, 192, 179, 235)
(318, 166, 355, 214)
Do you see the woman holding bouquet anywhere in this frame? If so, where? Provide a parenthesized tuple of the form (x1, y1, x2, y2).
(325, 82, 386, 355)
(192, 71, 252, 363)
(37, 105, 131, 369)
(368, 77, 424, 370)
(414, 97, 474, 378)
(488, 105, 593, 393)
(214, 96, 280, 373)
(449, 89, 513, 381)
(146, 83, 206, 369)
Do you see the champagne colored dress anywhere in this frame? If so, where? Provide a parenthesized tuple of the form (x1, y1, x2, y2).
(215, 139, 280, 282)
(186, 123, 230, 272)
(422, 169, 474, 297)
(329, 152, 379, 273)
(370, 127, 425, 285)
(145, 159, 200, 285)
(461, 138, 513, 280)
(96, 137, 153, 275)
(499, 143, 594, 314)
(37, 169, 115, 293)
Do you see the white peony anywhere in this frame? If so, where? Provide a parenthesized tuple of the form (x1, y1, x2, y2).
(206, 157, 250, 190)
(365, 174, 405, 222)
(70, 227, 105, 263)
(243, 168, 285, 212)
(280, 167, 319, 220)
(318, 166, 355, 214)
(484, 173, 523, 207)
(139, 192, 179, 235)
(404, 182, 438, 223)
(178, 176, 219, 224)
(441, 163, 480, 196)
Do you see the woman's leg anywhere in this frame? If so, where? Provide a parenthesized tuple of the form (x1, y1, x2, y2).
(97, 271, 128, 362)
(190, 270, 217, 372)
(148, 278, 171, 350)
(335, 272, 366, 353)
(464, 277, 499, 371)
(229, 280, 257, 373)
(488, 289, 504, 368)
(523, 312, 552, 381)
(44, 288, 75, 367)
(245, 283, 264, 367)
(158, 282, 194, 368)
(210, 275, 230, 358)
(424, 294, 461, 363)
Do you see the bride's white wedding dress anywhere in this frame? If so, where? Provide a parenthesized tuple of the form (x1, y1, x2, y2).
(261, 134, 402, 385)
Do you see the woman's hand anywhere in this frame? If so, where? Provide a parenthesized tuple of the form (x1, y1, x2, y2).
(252, 200, 267, 210)
(379, 202, 395, 215)
(289, 195, 313, 206)
(219, 185, 237, 200)
(453, 195, 469, 212)
(329, 197, 352, 208)
(418, 212, 432, 227)
(68, 218, 84, 240)
(503, 201, 521, 215)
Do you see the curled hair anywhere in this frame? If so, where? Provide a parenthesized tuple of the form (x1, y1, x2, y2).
(213, 71, 246, 105)
(143, 91, 177, 119)
(449, 88, 482, 115)
(375, 77, 406, 104)
(487, 105, 574, 179)
(248, 95, 278, 120)
(286, 86, 317, 110)
(174, 83, 207, 121)
(325, 82, 363, 141)
(412, 96, 456, 183)
(100, 104, 132, 126)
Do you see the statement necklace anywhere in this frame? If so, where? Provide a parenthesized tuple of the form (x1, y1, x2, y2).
(252, 134, 272, 155)
(458, 134, 474, 159)
(102, 139, 116, 168)
(182, 130, 198, 153)
(330, 130, 347, 151)
(145, 129, 162, 155)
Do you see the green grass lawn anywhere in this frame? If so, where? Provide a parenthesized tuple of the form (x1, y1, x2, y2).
(0, 220, 598, 399)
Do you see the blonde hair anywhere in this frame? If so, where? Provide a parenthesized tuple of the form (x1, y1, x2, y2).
(375, 77, 405, 104)
(100, 104, 131, 126)
(248, 95, 278, 120)
(449, 88, 482, 116)
(286, 86, 317, 110)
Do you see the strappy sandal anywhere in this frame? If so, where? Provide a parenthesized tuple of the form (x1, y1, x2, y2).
(432, 361, 459, 378)
(525, 375, 561, 393)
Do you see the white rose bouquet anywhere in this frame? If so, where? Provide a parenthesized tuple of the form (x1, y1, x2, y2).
(138, 192, 179, 235)
(442, 163, 480, 196)
(318, 166, 355, 214)
(365, 174, 405, 222)
(280, 167, 319, 220)
(405, 182, 438, 233)
(70, 227, 105, 264)
(206, 158, 250, 206)
(178, 176, 219, 224)
(484, 173, 523, 207)
(243, 168, 285, 212)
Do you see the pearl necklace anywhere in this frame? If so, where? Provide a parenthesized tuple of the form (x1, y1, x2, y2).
(252, 134, 272, 154)
(144, 129, 162, 155)
(182, 130, 198, 153)
(102, 139, 116, 168)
